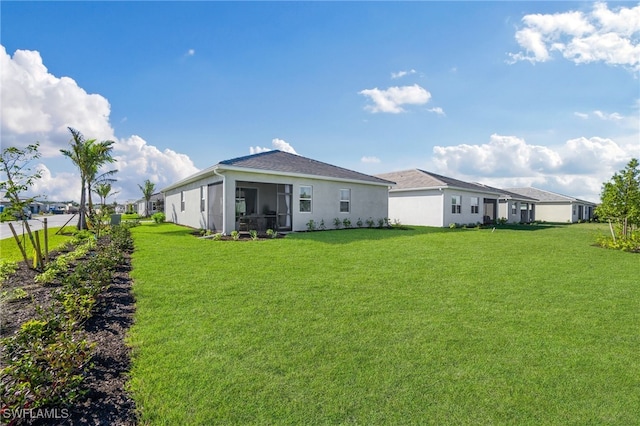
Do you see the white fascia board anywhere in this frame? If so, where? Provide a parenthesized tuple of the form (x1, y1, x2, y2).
(390, 185, 502, 197)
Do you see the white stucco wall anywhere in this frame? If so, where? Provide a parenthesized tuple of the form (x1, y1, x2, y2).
(388, 189, 444, 227)
(388, 188, 492, 227)
(534, 203, 573, 222)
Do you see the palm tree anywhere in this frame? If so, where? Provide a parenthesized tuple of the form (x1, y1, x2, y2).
(138, 179, 156, 217)
(93, 182, 119, 208)
(60, 128, 116, 229)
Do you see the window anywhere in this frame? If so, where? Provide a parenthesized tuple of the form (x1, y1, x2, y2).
(299, 186, 312, 212)
(451, 195, 461, 214)
(340, 189, 350, 213)
(180, 191, 185, 211)
(511, 202, 518, 215)
(200, 186, 205, 212)
(470, 197, 479, 214)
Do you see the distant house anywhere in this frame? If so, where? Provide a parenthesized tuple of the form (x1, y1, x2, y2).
(475, 184, 537, 223)
(375, 169, 503, 227)
(506, 187, 596, 223)
(161, 150, 394, 233)
(136, 192, 164, 217)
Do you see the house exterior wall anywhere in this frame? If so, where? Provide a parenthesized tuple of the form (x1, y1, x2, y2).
(164, 169, 389, 233)
(388, 188, 491, 227)
(165, 175, 223, 230)
(388, 189, 444, 227)
(224, 170, 389, 232)
(442, 188, 489, 226)
(534, 203, 573, 222)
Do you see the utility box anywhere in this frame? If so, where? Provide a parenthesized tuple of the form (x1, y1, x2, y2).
(110, 214, 122, 225)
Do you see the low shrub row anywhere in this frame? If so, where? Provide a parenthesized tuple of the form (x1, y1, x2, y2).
(306, 217, 392, 231)
(0, 225, 134, 415)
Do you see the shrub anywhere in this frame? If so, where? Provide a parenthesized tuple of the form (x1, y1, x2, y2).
(366, 218, 375, 228)
(356, 218, 363, 228)
(249, 230, 259, 241)
(231, 230, 240, 241)
(152, 212, 166, 223)
(266, 229, 278, 239)
(0, 317, 94, 411)
(319, 219, 326, 230)
(0, 259, 18, 284)
(306, 220, 316, 231)
(343, 218, 351, 228)
(377, 218, 385, 228)
(333, 218, 342, 229)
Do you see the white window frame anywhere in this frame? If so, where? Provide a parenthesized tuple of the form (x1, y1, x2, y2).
(511, 202, 518, 215)
(340, 189, 350, 213)
(451, 195, 461, 214)
(299, 186, 312, 213)
(200, 186, 206, 212)
(180, 191, 185, 212)
(470, 197, 479, 214)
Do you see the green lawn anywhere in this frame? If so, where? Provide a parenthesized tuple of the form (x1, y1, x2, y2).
(128, 223, 639, 425)
(0, 226, 72, 263)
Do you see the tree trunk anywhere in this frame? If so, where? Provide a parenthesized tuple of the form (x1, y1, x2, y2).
(77, 178, 87, 230)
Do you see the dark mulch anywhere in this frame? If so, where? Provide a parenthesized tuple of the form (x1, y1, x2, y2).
(1, 251, 137, 425)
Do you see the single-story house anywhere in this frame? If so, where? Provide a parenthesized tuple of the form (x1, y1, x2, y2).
(161, 150, 394, 233)
(374, 169, 504, 227)
(136, 192, 164, 217)
(506, 187, 596, 223)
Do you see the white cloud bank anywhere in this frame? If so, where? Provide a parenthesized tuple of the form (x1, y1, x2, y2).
(361, 156, 381, 164)
(391, 69, 417, 79)
(432, 134, 635, 202)
(509, 2, 640, 71)
(249, 138, 298, 155)
(0, 45, 199, 202)
(359, 84, 432, 114)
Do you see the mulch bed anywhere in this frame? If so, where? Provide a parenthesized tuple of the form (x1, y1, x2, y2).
(1, 250, 137, 425)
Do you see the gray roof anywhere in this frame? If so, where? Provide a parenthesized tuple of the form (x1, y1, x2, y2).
(506, 187, 596, 205)
(162, 150, 393, 192)
(219, 150, 393, 185)
(473, 183, 538, 202)
(375, 169, 501, 195)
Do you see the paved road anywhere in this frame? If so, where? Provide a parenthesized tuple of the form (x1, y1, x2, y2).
(0, 214, 78, 240)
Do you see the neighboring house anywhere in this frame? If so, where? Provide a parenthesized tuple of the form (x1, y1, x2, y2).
(375, 169, 503, 227)
(161, 150, 394, 234)
(475, 184, 538, 224)
(506, 187, 596, 223)
(136, 192, 164, 217)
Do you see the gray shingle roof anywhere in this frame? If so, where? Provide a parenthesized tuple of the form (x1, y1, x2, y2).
(375, 169, 501, 194)
(506, 187, 595, 204)
(473, 183, 538, 201)
(218, 150, 393, 185)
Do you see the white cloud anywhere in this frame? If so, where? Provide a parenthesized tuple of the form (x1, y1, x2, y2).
(431, 133, 634, 202)
(391, 69, 416, 79)
(359, 84, 432, 113)
(249, 138, 298, 155)
(361, 156, 381, 164)
(428, 107, 446, 116)
(593, 110, 623, 120)
(186, 49, 195, 56)
(509, 2, 640, 71)
(0, 45, 200, 202)
(0, 45, 115, 157)
(574, 112, 589, 119)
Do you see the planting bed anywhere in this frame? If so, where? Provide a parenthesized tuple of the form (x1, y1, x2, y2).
(0, 245, 137, 425)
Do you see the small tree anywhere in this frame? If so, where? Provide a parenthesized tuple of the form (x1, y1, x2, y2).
(596, 158, 640, 245)
(138, 179, 156, 217)
(0, 143, 42, 219)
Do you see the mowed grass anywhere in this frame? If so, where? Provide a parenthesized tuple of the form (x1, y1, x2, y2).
(0, 226, 72, 263)
(128, 223, 639, 425)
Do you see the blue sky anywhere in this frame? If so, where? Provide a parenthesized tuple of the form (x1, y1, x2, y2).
(1, 1, 638, 203)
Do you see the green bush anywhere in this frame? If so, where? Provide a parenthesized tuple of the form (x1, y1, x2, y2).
(0, 259, 18, 284)
(152, 212, 166, 223)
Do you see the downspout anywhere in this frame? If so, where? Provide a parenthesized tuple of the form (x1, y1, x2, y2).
(212, 167, 227, 235)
